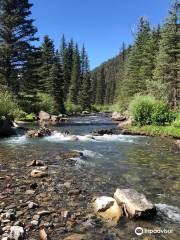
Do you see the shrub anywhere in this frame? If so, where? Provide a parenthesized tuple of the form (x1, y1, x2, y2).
(37, 93, 58, 114)
(151, 102, 175, 125)
(129, 95, 156, 126)
(0, 90, 23, 120)
(65, 101, 82, 113)
(17, 113, 37, 122)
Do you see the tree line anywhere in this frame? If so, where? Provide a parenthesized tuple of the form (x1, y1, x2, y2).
(0, 0, 91, 114)
(0, 0, 179, 116)
(92, 0, 180, 110)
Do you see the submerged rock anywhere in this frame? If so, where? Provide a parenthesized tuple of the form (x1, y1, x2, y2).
(27, 160, 45, 167)
(114, 188, 156, 218)
(30, 169, 48, 178)
(26, 127, 51, 138)
(111, 112, 126, 121)
(9, 226, 25, 240)
(62, 151, 83, 160)
(93, 196, 123, 223)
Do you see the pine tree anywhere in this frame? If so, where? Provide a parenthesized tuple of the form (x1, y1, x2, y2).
(49, 53, 65, 113)
(0, 0, 38, 92)
(123, 17, 151, 98)
(96, 67, 105, 105)
(153, 0, 180, 107)
(69, 44, 81, 104)
(60, 36, 74, 100)
(39, 35, 55, 94)
(79, 45, 91, 110)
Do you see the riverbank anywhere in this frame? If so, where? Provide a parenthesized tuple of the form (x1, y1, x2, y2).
(120, 124, 180, 139)
(0, 114, 180, 239)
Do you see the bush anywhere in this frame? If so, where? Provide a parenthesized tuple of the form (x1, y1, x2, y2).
(17, 113, 37, 122)
(151, 102, 175, 125)
(129, 95, 156, 126)
(65, 101, 82, 113)
(0, 90, 23, 120)
(129, 95, 175, 126)
(37, 93, 58, 114)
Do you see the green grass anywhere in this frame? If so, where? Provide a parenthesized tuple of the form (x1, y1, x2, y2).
(16, 113, 37, 122)
(126, 124, 180, 138)
(92, 103, 122, 112)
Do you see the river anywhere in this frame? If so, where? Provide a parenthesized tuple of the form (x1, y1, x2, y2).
(0, 113, 180, 239)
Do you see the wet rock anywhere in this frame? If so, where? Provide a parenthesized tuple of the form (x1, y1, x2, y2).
(114, 188, 156, 218)
(39, 229, 48, 240)
(59, 117, 69, 122)
(9, 226, 25, 240)
(92, 129, 114, 136)
(64, 234, 86, 240)
(62, 151, 83, 160)
(27, 160, 45, 167)
(28, 202, 39, 209)
(111, 112, 126, 121)
(39, 111, 51, 122)
(93, 196, 123, 223)
(31, 220, 39, 226)
(30, 169, 48, 178)
(26, 127, 51, 138)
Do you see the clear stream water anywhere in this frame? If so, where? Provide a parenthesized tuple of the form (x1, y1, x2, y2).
(0, 114, 180, 239)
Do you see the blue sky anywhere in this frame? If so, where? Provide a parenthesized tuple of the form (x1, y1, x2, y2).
(30, 0, 172, 69)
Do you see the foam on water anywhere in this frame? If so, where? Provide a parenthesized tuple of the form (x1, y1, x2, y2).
(81, 149, 103, 158)
(45, 132, 138, 143)
(155, 203, 180, 222)
(4, 135, 27, 144)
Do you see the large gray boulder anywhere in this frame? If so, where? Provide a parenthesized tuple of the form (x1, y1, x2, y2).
(39, 111, 51, 122)
(114, 188, 156, 218)
(0, 118, 16, 138)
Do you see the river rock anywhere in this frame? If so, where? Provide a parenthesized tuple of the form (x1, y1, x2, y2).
(0, 118, 16, 138)
(39, 229, 48, 240)
(30, 169, 48, 178)
(9, 226, 25, 240)
(118, 117, 133, 128)
(51, 115, 60, 122)
(28, 201, 39, 209)
(64, 234, 86, 240)
(26, 127, 51, 138)
(114, 188, 156, 218)
(39, 111, 51, 122)
(93, 196, 123, 223)
(62, 151, 83, 160)
(27, 160, 45, 167)
(111, 112, 126, 121)
(92, 129, 114, 135)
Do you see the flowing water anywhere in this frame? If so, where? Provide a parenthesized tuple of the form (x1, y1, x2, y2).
(0, 114, 180, 239)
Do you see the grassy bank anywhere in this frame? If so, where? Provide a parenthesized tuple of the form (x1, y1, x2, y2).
(122, 124, 180, 139)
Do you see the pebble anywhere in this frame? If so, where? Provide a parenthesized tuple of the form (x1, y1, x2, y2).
(28, 202, 39, 209)
(31, 220, 39, 226)
(10, 226, 25, 240)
